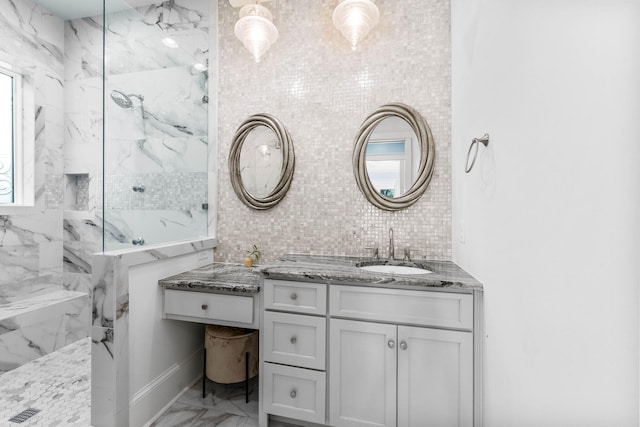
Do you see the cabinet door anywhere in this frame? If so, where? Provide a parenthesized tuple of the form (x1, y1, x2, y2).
(397, 326, 473, 427)
(329, 319, 397, 427)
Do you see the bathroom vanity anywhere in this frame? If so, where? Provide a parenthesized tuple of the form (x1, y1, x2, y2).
(159, 254, 483, 427)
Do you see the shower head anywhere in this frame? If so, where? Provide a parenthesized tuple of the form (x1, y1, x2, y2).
(110, 90, 133, 109)
(110, 90, 144, 109)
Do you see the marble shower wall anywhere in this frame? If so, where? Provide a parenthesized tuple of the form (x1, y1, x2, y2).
(217, 0, 452, 263)
(62, 0, 211, 327)
(0, 0, 65, 303)
(102, 0, 210, 250)
(63, 13, 105, 315)
(0, 0, 89, 373)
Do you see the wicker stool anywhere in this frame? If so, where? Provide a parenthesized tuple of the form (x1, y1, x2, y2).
(203, 325, 259, 402)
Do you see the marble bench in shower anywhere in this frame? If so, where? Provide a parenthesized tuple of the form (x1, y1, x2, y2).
(0, 290, 89, 374)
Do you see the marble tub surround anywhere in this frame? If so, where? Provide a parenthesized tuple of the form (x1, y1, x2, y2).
(159, 263, 262, 294)
(257, 254, 483, 292)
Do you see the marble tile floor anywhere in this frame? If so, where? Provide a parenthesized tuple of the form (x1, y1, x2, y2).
(0, 337, 90, 427)
(0, 339, 297, 427)
(151, 378, 296, 427)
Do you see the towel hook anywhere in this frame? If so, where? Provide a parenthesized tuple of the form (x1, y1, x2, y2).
(465, 133, 490, 173)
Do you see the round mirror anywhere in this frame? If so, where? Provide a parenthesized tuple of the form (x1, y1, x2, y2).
(353, 103, 435, 211)
(229, 114, 295, 210)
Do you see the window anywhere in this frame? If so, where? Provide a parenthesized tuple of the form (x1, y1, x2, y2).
(0, 65, 27, 206)
(0, 68, 16, 203)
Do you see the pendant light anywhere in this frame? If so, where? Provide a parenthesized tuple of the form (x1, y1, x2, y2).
(233, 1, 279, 62)
(333, 0, 380, 50)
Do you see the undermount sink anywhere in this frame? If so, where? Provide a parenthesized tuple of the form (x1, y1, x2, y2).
(358, 264, 432, 275)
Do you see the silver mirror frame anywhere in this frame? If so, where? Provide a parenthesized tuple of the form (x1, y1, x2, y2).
(229, 113, 295, 210)
(353, 103, 435, 211)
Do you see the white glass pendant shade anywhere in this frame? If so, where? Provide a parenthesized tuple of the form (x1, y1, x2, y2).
(333, 0, 379, 50)
(234, 4, 279, 62)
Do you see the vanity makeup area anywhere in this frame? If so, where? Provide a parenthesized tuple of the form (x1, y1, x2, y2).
(159, 103, 484, 427)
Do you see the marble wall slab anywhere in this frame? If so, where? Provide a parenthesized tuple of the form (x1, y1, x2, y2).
(99, 0, 210, 251)
(63, 14, 105, 342)
(0, 0, 66, 338)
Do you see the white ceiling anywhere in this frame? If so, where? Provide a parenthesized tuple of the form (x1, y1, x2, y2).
(32, 0, 153, 20)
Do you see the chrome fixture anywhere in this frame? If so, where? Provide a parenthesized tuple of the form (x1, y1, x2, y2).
(132, 185, 145, 193)
(465, 133, 490, 173)
(110, 90, 146, 121)
(132, 238, 145, 246)
(110, 90, 143, 109)
(388, 227, 394, 260)
(365, 247, 379, 259)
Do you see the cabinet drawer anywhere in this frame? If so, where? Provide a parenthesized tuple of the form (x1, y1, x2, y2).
(164, 289, 253, 325)
(264, 311, 326, 370)
(264, 280, 326, 315)
(264, 363, 326, 424)
(330, 285, 473, 330)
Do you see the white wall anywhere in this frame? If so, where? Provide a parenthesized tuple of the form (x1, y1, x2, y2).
(452, 1, 640, 425)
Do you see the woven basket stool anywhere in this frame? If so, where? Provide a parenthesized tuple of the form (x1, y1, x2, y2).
(203, 325, 259, 402)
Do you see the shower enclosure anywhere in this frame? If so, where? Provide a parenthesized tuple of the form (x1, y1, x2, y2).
(102, 0, 210, 250)
(0, 0, 211, 375)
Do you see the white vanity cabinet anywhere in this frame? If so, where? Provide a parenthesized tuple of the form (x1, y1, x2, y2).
(329, 285, 475, 427)
(260, 280, 481, 427)
(262, 279, 328, 424)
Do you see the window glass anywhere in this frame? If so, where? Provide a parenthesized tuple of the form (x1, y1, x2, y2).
(0, 70, 14, 204)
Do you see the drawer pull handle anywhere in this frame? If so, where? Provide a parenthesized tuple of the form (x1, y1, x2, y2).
(290, 292, 298, 301)
(387, 340, 395, 349)
(399, 341, 408, 350)
(201, 304, 208, 310)
(290, 389, 297, 399)
(290, 336, 297, 344)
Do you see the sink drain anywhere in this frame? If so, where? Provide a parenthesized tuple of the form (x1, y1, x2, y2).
(8, 408, 40, 423)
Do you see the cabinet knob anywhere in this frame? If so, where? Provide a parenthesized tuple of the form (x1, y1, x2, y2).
(399, 341, 408, 350)
(201, 304, 208, 310)
(290, 292, 298, 301)
(387, 340, 395, 349)
(290, 389, 297, 399)
(290, 336, 297, 344)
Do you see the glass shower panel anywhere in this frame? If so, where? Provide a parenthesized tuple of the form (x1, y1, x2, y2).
(103, 0, 209, 250)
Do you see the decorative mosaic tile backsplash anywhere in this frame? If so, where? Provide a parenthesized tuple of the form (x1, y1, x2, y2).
(216, 0, 452, 263)
(104, 172, 207, 210)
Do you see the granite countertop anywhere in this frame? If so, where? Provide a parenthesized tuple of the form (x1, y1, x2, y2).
(158, 263, 262, 294)
(158, 254, 482, 295)
(257, 254, 483, 293)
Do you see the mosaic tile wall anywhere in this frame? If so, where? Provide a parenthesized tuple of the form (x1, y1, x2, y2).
(216, 0, 452, 263)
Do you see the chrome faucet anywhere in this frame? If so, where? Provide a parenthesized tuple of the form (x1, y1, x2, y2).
(388, 228, 394, 260)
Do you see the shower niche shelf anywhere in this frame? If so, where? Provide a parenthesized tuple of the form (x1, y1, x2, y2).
(64, 173, 90, 212)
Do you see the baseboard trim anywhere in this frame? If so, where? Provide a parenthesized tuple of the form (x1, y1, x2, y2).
(130, 347, 204, 427)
